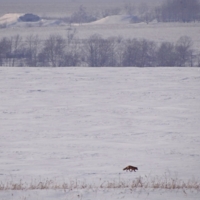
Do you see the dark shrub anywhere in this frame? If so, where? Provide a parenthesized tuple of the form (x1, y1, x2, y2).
(19, 14, 40, 22)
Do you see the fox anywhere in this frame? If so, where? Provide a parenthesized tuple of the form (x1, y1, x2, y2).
(123, 165, 138, 172)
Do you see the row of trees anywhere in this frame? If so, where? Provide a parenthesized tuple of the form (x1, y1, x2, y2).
(124, 0, 200, 23)
(155, 0, 200, 22)
(0, 34, 199, 67)
(66, 0, 200, 24)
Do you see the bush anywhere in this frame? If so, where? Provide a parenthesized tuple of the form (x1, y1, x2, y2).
(19, 13, 41, 22)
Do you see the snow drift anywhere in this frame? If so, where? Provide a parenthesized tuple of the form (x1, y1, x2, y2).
(0, 13, 23, 25)
(90, 15, 134, 25)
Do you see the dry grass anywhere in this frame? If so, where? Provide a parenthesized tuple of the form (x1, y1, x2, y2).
(0, 176, 199, 192)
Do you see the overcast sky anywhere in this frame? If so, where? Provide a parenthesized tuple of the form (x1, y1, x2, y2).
(0, 0, 164, 17)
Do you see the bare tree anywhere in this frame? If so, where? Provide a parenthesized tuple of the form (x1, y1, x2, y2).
(114, 36, 126, 67)
(70, 5, 96, 24)
(122, 39, 140, 66)
(175, 36, 193, 66)
(85, 34, 115, 67)
(157, 42, 176, 66)
(7, 35, 25, 66)
(62, 40, 82, 66)
(39, 35, 66, 67)
(0, 37, 12, 66)
(25, 34, 40, 66)
(123, 39, 156, 67)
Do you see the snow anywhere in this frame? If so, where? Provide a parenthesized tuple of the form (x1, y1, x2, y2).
(0, 67, 200, 199)
(0, 3, 199, 200)
(0, 13, 23, 25)
(90, 15, 132, 25)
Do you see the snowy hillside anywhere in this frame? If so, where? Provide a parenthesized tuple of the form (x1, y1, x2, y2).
(0, 13, 23, 25)
(0, 67, 200, 199)
(90, 15, 133, 25)
(0, 13, 134, 27)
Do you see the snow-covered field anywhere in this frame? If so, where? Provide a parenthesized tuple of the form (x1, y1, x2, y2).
(0, 67, 200, 199)
(0, 1, 200, 199)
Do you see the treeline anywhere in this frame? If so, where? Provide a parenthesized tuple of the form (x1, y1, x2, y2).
(0, 34, 200, 67)
(65, 0, 200, 24)
(125, 0, 200, 23)
(155, 0, 200, 22)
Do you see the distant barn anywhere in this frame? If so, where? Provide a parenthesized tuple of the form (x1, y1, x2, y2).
(19, 13, 40, 22)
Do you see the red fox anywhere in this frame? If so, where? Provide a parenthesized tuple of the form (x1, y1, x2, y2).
(123, 165, 138, 172)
